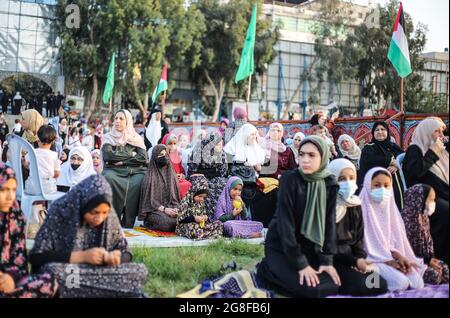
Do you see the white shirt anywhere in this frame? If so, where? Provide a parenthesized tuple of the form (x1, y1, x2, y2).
(26, 148, 61, 180)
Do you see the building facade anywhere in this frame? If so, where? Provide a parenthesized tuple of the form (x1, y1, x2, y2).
(0, 0, 63, 92)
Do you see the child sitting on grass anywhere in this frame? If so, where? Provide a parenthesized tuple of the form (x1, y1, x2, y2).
(176, 175, 223, 240)
(215, 176, 263, 239)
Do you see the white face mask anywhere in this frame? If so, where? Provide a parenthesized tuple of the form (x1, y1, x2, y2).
(370, 187, 392, 203)
(425, 201, 436, 217)
(338, 181, 358, 200)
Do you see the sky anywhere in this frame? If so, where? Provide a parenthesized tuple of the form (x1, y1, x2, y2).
(351, 0, 449, 53)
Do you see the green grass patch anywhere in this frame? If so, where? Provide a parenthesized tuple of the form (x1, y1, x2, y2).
(132, 239, 264, 298)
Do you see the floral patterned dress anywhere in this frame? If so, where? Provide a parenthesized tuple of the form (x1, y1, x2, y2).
(0, 208, 58, 298)
(176, 176, 223, 240)
(401, 184, 449, 285)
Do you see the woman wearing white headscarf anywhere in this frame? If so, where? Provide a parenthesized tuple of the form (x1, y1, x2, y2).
(102, 109, 148, 228)
(224, 123, 266, 220)
(328, 159, 388, 296)
(144, 106, 169, 152)
(337, 134, 361, 169)
(403, 117, 449, 263)
(57, 146, 96, 189)
(224, 123, 265, 167)
(289, 132, 306, 165)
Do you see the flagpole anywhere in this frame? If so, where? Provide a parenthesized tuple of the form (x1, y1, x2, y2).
(246, 74, 252, 116)
(399, 77, 404, 114)
(109, 98, 112, 113)
(162, 90, 166, 115)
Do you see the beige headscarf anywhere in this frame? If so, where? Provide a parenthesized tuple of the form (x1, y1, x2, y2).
(102, 109, 146, 150)
(411, 117, 449, 185)
(21, 109, 44, 144)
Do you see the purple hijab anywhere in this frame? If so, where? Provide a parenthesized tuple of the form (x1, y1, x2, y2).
(214, 176, 243, 220)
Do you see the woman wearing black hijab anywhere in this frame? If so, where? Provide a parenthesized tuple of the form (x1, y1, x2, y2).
(358, 121, 405, 210)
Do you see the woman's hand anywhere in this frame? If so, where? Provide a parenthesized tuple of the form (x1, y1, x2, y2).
(318, 266, 341, 286)
(431, 138, 445, 155)
(164, 208, 178, 218)
(0, 272, 16, 294)
(232, 206, 243, 217)
(114, 161, 124, 166)
(298, 266, 320, 287)
(254, 164, 262, 172)
(356, 258, 373, 274)
(387, 165, 398, 174)
(430, 258, 443, 274)
(194, 215, 208, 223)
(104, 250, 121, 267)
(76, 247, 107, 265)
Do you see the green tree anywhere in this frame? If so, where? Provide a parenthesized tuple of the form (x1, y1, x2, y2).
(348, 0, 427, 112)
(191, 0, 279, 121)
(57, 0, 130, 118)
(126, 0, 205, 118)
(283, 0, 364, 118)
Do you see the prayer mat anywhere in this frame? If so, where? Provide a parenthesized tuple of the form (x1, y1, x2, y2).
(133, 227, 177, 237)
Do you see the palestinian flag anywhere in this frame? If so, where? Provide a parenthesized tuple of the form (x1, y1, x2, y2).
(151, 64, 168, 104)
(387, 2, 412, 78)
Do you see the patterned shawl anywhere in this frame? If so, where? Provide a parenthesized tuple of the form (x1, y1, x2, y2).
(30, 174, 129, 258)
(400, 184, 435, 261)
(138, 145, 180, 218)
(191, 131, 227, 166)
(0, 163, 27, 280)
(177, 175, 209, 223)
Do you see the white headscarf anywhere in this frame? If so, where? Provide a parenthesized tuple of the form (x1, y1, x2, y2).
(328, 158, 361, 223)
(411, 117, 449, 185)
(337, 134, 361, 161)
(57, 146, 97, 187)
(103, 109, 146, 150)
(145, 112, 162, 148)
(224, 123, 265, 166)
(289, 132, 306, 164)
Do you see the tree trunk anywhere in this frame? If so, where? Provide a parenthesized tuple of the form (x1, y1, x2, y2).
(87, 74, 98, 120)
(204, 70, 225, 122)
(132, 79, 146, 120)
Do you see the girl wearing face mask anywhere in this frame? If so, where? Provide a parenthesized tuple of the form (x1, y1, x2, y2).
(57, 146, 96, 192)
(360, 167, 426, 292)
(138, 145, 181, 232)
(403, 117, 449, 264)
(401, 184, 449, 285)
(358, 122, 405, 211)
(328, 159, 388, 296)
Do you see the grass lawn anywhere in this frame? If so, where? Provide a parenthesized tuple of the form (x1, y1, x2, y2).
(132, 239, 264, 298)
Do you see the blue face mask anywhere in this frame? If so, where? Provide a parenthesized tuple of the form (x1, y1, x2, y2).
(370, 187, 392, 203)
(338, 181, 358, 200)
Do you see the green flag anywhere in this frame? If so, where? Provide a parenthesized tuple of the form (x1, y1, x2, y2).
(235, 5, 257, 83)
(102, 52, 115, 104)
